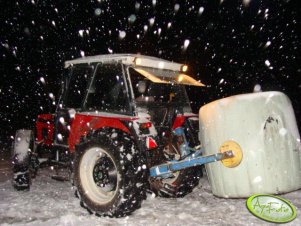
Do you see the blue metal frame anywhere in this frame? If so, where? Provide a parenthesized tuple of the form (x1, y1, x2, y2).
(150, 150, 233, 177)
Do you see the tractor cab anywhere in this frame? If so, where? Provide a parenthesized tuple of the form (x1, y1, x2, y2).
(55, 54, 204, 149)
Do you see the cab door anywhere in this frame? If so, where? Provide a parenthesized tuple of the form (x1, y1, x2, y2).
(83, 62, 131, 114)
(54, 64, 94, 145)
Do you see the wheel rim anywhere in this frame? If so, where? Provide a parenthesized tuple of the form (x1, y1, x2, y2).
(93, 155, 117, 192)
(79, 147, 118, 204)
(162, 144, 181, 186)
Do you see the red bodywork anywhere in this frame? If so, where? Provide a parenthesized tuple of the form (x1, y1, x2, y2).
(36, 112, 197, 153)
(172, 113, 198, 130)
(68, 113, 137, 152)
(36, 114, 55, 145)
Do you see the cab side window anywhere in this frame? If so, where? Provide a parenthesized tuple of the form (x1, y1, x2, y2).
(64, 65, 93, 109)
(84, 63, 129, 113)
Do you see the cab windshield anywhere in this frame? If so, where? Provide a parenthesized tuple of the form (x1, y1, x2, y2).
(129, 67, 192, 110)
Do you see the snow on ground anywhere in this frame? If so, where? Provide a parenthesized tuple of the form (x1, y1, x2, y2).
(0, 152, 300, 226)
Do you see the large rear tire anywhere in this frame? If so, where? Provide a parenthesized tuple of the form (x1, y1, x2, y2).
(74, 129, 148, 217)
(159, 168, 202, 198)
(151, 157, 203, 198)
(150, 131, 203, 198)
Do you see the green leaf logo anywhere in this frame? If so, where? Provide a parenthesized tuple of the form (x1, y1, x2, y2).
(246, 194, 297, 223)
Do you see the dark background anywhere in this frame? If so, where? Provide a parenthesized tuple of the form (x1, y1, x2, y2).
(0, 0, 300, 148)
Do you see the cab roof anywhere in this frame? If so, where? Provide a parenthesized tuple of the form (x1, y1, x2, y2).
(64, 54, 183, 71)
(64, 54, 205, 87)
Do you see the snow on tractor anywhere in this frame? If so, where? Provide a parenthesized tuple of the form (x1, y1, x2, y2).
(12, 54, 237, 217)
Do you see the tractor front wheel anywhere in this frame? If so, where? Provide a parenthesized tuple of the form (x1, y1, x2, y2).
(74, 130, 148, 217)
(12, 129, 38, 190)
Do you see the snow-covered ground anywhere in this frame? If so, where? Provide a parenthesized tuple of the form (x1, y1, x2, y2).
(0, 153, 300, 226)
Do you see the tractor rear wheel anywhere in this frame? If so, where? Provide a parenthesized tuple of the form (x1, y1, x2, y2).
(151, 158, 203, 198)
(150, 132, 203, 198)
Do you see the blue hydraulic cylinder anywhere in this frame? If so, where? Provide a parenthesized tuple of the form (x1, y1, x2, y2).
(150, 151, 234, 177)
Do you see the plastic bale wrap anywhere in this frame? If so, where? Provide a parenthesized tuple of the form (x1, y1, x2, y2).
(199, 91, 301, 198)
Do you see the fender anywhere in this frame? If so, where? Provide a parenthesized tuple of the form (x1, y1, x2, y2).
(68, 113, 135, 152)
(36, 114, 55, 145)
(172, 113, 198, 130)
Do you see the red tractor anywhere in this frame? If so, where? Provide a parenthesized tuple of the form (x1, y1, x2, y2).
(12, 54, 232, 217)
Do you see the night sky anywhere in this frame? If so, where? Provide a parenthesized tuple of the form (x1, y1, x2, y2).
(0, 0, 300, 147)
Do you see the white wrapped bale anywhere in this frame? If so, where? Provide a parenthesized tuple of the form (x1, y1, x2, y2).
(199, 91, 301, 198)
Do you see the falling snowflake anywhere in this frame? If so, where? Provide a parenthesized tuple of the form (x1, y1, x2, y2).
(40, 77, 46, 84)
(174, 4, 180, 12)
(59, 117, 65, 124)
(94, 8, 102, 16)
(198, 7, 204, 15)
(119, 30, 126, 39)
(242, 0, 251, 7)
(78, 30, 84, 37)
(158, 62, 164, 69)
(80, 50, 85, 57)
(152, 0, 157, 7)
(253, 84, 262, 92)
(279, 128, 288, 136)
(144, 25, 148, 32)
(264, 40, 271, 48)
(183, 39, 190, 50)
(57, 134, 63, 141)
(252, 176, 262, 184)
(128, 14, 136, 23)
(108, 48, 113, 53)
(265, 59, 271, 67)
(135, 2, 140, 10)
(157, 28, 162, 35)
(149, 18, 155, 26)
(49, 93, 54, 100)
